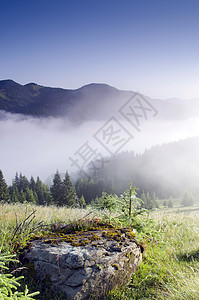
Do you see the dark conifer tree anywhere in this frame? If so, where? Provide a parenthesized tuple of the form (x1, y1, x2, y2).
(19, 190, 26, 203)
(62, 171, 77, 207)
(50, 171, 63, 206)
(14, 172, 20, 191)
(21, 175, 29, 191)
(35, 177, 52, 205)
(33, 190, 38, 204)
(29, 176, 36, 191)
(14, 172, 29, 192)
(25, 187, 36, 204)
(0, 170, 9, 202)
(9, 181, 20, 203)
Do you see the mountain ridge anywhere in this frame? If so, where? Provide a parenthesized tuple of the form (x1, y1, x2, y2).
(0, 80, 133, 121)
(0, 79, 199, 122)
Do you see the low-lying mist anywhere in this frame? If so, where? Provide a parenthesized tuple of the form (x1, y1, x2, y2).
(1, 109, 199, 185)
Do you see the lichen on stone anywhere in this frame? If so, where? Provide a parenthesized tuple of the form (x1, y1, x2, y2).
(23, 223, 142, 299)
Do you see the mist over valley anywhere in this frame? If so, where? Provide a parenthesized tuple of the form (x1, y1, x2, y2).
(0, 79, 199, 201)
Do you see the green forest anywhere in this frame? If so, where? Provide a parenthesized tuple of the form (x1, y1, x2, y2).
(0, 169, 159, 210)
(0, 170, 77, 207)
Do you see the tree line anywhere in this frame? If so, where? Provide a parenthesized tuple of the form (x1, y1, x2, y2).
(0, 169, 159, 209)
(0, 167, 194, 208)
(0, 170, 80, 207)
(0, 169, 160, 209)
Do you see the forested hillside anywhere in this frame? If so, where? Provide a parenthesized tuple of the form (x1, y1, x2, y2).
(76, 136, 199, 201)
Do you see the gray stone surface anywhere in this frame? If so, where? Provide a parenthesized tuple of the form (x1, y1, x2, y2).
(24, 228, 142, 299)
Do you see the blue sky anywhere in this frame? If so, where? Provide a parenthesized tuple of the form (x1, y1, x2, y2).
(1, 0, 199, 98)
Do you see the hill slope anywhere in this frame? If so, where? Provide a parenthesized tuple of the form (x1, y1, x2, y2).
(0, 79, 199, 122)
(84, 136, 199, 198)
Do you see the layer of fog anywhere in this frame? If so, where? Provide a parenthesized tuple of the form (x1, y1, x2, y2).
(0, 109, 199, 184)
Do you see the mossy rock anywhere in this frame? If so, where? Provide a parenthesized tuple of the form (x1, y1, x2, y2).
(23, 226, 142, 299)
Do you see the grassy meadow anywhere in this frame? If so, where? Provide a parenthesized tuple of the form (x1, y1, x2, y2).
(0, 202, 199, 299)
(108, 206, 199, 299)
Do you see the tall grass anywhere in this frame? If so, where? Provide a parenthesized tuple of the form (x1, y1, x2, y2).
(1, 203, 199, 299)
(0, 203, 90, 226)
(0, 203, 91, 253)
(107, 209, 199, 299)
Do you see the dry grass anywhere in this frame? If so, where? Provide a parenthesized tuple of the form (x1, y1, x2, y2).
(0, 203, 90, 226)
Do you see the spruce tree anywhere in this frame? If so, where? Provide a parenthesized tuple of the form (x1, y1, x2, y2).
(14, 172, 29, 192)
(50, 171, 63, 206)
(0, 170, 9, 202)
(25, 187, 36, 204)
(14, 172, 20, 190)
(19, 190, 26, 203)
(9, 181, 20, 203)
(35, 177, 52, 205)
(62, 171, 77, 207)
(19, 173, 24, 191)
(29, 176, 36, 191)
(35, 177, 44, 205)
(33, 190, 38, 204)
(78, 195, 86, 208)
(21, 175, 29, 191)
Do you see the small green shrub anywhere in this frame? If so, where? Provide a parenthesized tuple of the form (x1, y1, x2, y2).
(0, 235, 39, 299)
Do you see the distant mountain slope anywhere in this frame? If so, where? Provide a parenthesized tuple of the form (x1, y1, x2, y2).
(0, 80, 127, 122)
(0, 79, 77, 117)
(0, 79, 199, 122)
(87, 136, 199, 198)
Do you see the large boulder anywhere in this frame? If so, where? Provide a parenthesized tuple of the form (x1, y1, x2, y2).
(23, 228, 143, 299)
